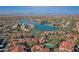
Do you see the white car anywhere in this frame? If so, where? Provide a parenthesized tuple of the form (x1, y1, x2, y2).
(0, 39, 6, 49)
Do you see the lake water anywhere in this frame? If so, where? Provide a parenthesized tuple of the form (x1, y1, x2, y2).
(20, 19, 59, 31)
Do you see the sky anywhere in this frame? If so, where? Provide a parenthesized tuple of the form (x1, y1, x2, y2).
(0, 6, 79, 15)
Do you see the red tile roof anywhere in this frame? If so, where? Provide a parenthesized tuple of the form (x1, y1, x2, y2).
(60, 41, 75, 52)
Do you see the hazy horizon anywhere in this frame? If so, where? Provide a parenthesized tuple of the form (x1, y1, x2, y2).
(0, 6, 79, 16)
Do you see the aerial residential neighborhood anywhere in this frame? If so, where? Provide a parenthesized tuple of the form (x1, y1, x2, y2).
(0, 15, 79, 52)
(0, 6, 79, 52)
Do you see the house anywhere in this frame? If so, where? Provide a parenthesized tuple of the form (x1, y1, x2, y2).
(10, 45, 26, 52)
(66, 34, 79, 40)
(32, 45, 43, 52)
(73, 35, 79, 40)
(10, 39, 27, 52)
(59, 41, 75, 52)
(21, 24, 29, 32)
(38, 37, 46, 44)
(32, 45, 49, 52)
(40, 48, 49, 52)
(75, 21, 79, 32)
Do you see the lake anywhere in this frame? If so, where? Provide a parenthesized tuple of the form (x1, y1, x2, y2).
(20, 19, 59, 31)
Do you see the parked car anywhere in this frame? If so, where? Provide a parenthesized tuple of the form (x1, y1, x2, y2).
(74, 45, 79, 52)
(0, 39, 7, 49)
